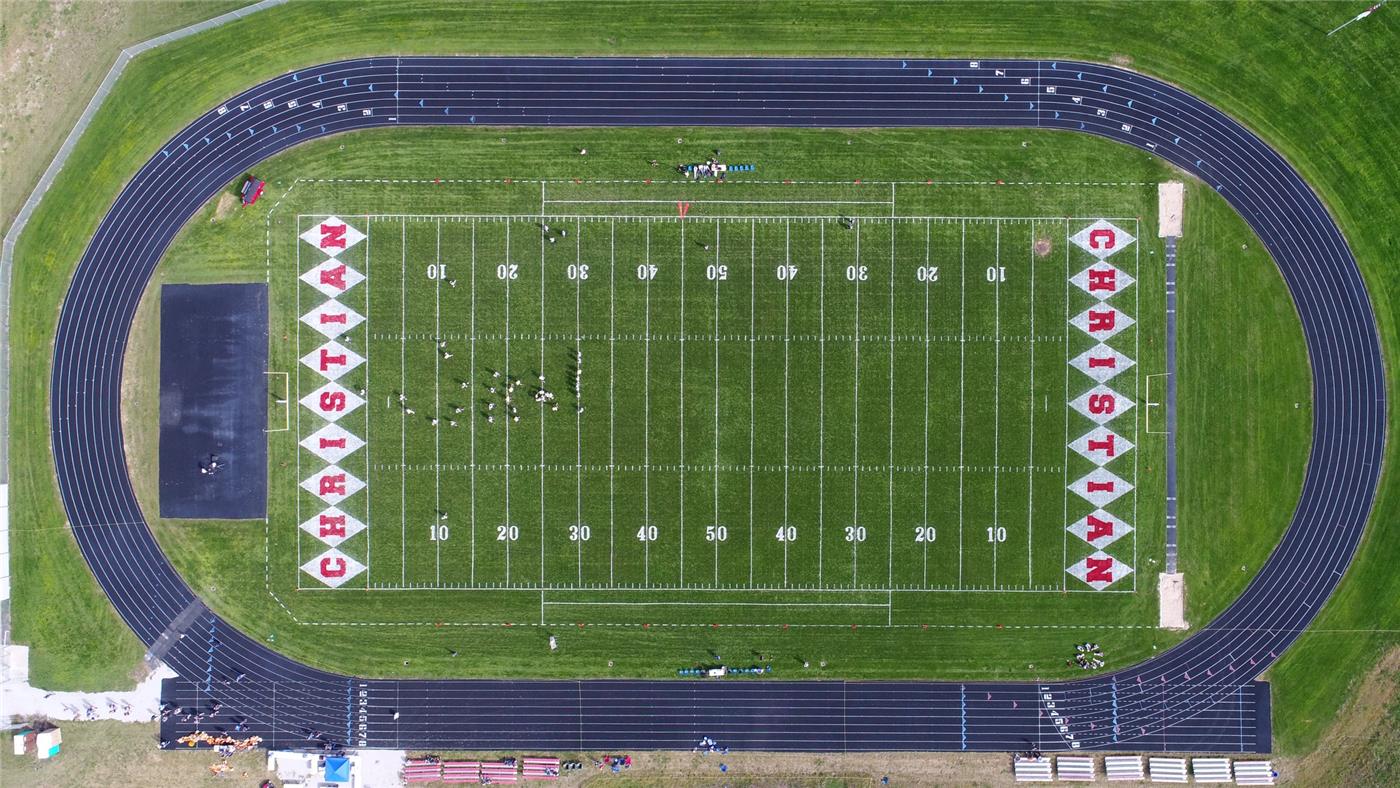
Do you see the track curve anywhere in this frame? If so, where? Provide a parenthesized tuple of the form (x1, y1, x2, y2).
(49, 58, 1384, 753)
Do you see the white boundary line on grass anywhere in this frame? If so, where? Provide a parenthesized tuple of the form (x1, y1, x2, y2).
(886, 215, 896, 622)
(264, 372, 290, 432)
(713, 222, 722, 586)
(434, 219, 443, 584)
(399, 221, 407, 585)
(298, 177, 1157, 187)
(992, 222, 1002, 585)
(469, 220, 477, 584)
(284, 213, 1140, 601)
(363, 216, 373, 588)
(851, 221, 861, 588)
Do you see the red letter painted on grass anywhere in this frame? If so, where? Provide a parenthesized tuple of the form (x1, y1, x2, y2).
(319, 222, 348, 249)
(320, 556, 347, 578)
(1084, 556, 1115, 584)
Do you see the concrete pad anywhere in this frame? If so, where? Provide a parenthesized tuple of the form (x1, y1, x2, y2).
(1158, 572, 1189, 629)
(1158, 181, 1184, 237)
(1, 645, 176, 723)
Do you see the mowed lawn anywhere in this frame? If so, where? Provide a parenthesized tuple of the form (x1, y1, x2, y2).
(108, 126, 1304, 686)
(302, 213, 1125, 599)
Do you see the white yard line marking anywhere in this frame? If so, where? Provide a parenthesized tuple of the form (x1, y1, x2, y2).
(748, 220, 756, 588)
(887, 218, 896, 607)
(400, 220, 407, 585)
(1133, 218, 1141, 592)
(575, 220, 584, 586)
(714, 222, 721, 587)
(1027, 220, 1036, 586)
(609, 220, 617, 586)
(922, 219, 931, 588)
(295, 218, 302, 590)
(435, 219, 442, 584)
(818, 221, 826, 587)
(469, 220, 477, 585)
(679, 221, 687, 588)
(543, 198, 892, 206)
(1061, 218, 1071, 592)
(504, 221, 512, 584)
(543, 600, 891, 608)
(534, 212, 546, 587)
(992, 222, 1001, 588)
(363, 217, 372, 586)
(643, 223, 652, 586)
(852, 220, 861, 588)
(958, 220, 966, 590)
(783, 221, 792, 586)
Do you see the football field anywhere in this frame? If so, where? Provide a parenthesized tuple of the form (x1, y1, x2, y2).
(288, 186, 1145, 625)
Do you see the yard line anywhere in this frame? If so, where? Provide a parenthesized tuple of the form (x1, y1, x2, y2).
(363, 216, 372, 588)
(992, 221, 1001, 588)
(575, 219, 584, 587)
(643, 223, 652, 586)
(469, 220, 477, 586)
(1027, 220, 1036, 586)
(295, 219, 302, 589)
(922, 219, 931, 588)
(401, 220, 407, 586)
(543, 198, 891, 206)
(852, 220, 861, 588)
(783, 221, 792, 586)
(609, 220, 616, 587)
(504, 221, 512, 584)
(538, 215, 549, 590)
(957, 220, 966, 590)
(435, 219, 442, 585)
(818, 221, 825, 588)
(679, 220, 687, 588)
(888, 217, 896, 595)
(714, 222, 721, 587)
(748, 219, 755, 588)
(1061, 218, 1070, 592)
(1133, 218, 1141, 592)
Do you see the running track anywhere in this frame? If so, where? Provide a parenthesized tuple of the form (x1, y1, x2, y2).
(49, 58, 1384, 753)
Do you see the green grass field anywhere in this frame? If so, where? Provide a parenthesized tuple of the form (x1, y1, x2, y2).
(108, 124, 1311, 687)
(8, 0, 1395, 757)
(293, 206, 1141, 602)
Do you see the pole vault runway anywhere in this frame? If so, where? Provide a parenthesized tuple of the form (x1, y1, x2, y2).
(49, 58, 1384, 752)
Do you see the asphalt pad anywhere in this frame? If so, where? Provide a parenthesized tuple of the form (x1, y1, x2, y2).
(158, 283, 268, 519)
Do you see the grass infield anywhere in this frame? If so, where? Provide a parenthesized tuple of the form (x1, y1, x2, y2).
(111, 126, 1304, 689)
(9, 1, 1395, 756)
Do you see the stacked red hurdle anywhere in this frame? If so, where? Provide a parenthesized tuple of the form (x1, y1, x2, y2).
(441, 761, 482, 783)
(522, 757, 562, 780)
(403, 758, 443, 783)
(479, 760, 520, 783)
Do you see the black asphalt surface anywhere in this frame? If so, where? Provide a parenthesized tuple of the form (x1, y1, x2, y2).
(158, 283, 268, 519)
(48, 58, 1384, 754)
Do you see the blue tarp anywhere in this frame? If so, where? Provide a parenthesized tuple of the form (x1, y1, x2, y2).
(325, 756, 351, 782)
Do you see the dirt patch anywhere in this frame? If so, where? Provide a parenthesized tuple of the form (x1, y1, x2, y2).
(1110, 53, 1134, 67)
(1033, 237, 1053, 258)
(211, 192, 237, 222)
(1280, 644, 1400, 784)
